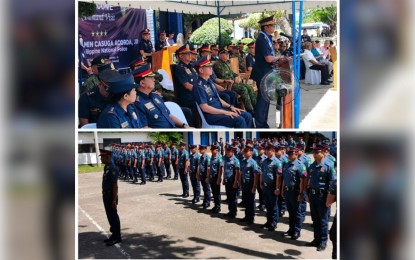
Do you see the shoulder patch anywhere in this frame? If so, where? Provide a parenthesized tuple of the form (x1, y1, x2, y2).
(107, 107, 116, 114)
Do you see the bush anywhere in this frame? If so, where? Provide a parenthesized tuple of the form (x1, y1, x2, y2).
(190, 26, 232, 46)
(203, 18, 234, 34)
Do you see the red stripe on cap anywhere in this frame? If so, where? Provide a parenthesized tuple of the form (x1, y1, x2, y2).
(198, 59, 210, 67)
(133, 69, 152, 78)
(133, 59, 145, 66)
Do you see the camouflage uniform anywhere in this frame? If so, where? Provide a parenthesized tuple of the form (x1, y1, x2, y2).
(153, 71, 176, 102)
(238, 55, 246, 73)
(81, 74, 100, 94)
(213, 60, 256, 113)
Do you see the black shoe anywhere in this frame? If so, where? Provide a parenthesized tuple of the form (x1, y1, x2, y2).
(305, 240, 319, 247)
(239, 217, 248, 222)
(192, 198, 196, 204)
(195, 198, 200, 203)
(106, 238, 122, 246)
(210, 207, 217, 213)
(260, 223, 270, 229)
(268, 226, 276, 231)
(174, 177, 178, 180)
(246, 220, 254, 225)
(157, 179, 163, 182)
(184, 194, 189, 198)
(321, 81, 330, 85)
(103, 235, 113, 242)
(238, 201, 246, 207)
(140, 181, 146, 185)
(258, 205, 265, 211)
(317, 244, 327, 251)
(224, 212, 236, 219)
(291, 233, 301, 240)
(279, 211, 285, 217)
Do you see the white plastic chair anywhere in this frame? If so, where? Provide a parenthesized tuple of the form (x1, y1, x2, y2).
(157, 69, 174, 91)
(81, 123, 97, 129)
(164, 101, 188, 125)
(303, 57, 321, 85)
(195, 103, 230, 129)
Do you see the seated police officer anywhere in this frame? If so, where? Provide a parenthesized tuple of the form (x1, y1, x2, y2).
(78, 65, 115, 127)
(133, 65, 193, 129)
(192, 56, 253, 128)
(174, 45, 198, 109)
(96, 74, 143, 128)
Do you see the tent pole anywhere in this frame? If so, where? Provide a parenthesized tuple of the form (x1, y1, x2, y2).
(295, 0, 303, 128)
(217, 1, 222, 45)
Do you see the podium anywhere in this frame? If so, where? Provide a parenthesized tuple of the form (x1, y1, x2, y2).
(152, 46, 180, 81)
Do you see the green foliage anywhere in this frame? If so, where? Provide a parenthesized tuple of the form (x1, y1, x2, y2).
(183, 13, 214, 32)
(190, 18, 234, 45)
(302, 6, 337, 32)
(147, 132, 183, 146)
(78, 1, 97, 18)
(241, 38, 255, 44)
(239, 11, 285, 31)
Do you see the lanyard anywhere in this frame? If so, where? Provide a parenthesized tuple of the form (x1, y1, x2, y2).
(260, 31, 275, 57)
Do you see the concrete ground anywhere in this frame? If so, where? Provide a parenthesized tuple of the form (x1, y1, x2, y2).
(78, 167, 336, 259)
(267, 80, 337, 129)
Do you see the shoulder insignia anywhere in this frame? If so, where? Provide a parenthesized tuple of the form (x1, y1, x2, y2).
(107, 107, 116, 114)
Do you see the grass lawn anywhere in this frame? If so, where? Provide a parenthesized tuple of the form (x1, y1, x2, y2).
(78, 165, 104, 174)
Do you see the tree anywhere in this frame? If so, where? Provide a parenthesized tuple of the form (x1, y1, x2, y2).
(302, 6, 337, 35)
(190, 17, 234, 45)
(147, 132, 183, 146)
(238, 11, 290, 37)
(78, 1, 96, 18)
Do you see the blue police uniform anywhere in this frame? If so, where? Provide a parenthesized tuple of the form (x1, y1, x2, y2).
(97, 103, 142, 128)
(287, 139, 297, 148)
(199, 153, 212, 208)
(130, 149, 137, 182)
(102, 160, 121, 241)
(163, 147, 172, 178)
(240, 157, 261, 223)
(255, 153, 267, 210)
(154, 149, 164, 182)
(189, 151, 201, 202)
(298, 153, 312, 222)
(307, 160, 336, 248)
(193, 77, 253, 128)
(329, 178, 337, 258)
(134, 91, 176, 128)
(209, 152, 223, 212)
(330, 144, 337, 158)
(138, 39, 153, 64)
(137, 149, 146, 184)
(251, 30, 275, 128)
(223, 155, 240, 217)
(145, 149, 155, 181)
(280, 140, 289, 147)
(298, 140, 306, 147)
(245, 53, 255, 68)
(324, 154, 336, 168)
(210, 71, 238, 106)
(155, 39, 168, 51)
(119, 149, 127, 178)
(174, 61, 198, 107)
(276, 154, 288, 215)
(178, 148, 190, 197)
(261, 156, 283, 229)
(171, 147, 179, 179)
(78, 87, 108, 124)
(282, 159, 307, 237)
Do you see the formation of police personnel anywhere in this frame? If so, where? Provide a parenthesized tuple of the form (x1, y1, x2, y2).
(79, 16, 299, 129)
(103, 135, 337, 253)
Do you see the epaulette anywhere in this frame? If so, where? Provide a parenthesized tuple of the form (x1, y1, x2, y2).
(107, 106, 116, 115)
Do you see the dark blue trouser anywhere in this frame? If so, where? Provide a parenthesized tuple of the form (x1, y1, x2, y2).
(171, 160, 178, 179)
(210, 175, 221, 209)
(285, 189, 304, 235)
(278, 194, 287, 214)
(103, 194, 121, 239)
(179, 168, 189, 195)
(219, 90, 238, 107)
(156, 164, 164, 181)
(225, 179, 238, 215)
(242, 181, 256, 221)
(189, 172, 200, 199)
(205, 111, 252, 128)
(139, 166, 146, 182)
(254, 84, 270, 128)
(330, 213, 337, 259)
(200, 173, 211, 205)
(263, 185, 279, 228)
(300, 194, 307, 222)
(309, 192, 331, 245)
(145, 162, 153, 180)
(164, 160, 171, 177)
(129, 166, 135, 180)
(257, 179, 265, 207)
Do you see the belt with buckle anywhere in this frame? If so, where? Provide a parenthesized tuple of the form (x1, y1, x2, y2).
(310, 188, 327, 194)
(284, 186, 297, 191)
(243, 178, 251, 183)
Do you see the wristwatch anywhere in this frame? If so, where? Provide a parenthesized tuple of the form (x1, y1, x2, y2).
(228, 105, 232, 109)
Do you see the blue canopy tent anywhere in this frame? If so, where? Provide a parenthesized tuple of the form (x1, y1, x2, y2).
(92, 0, 336, 128)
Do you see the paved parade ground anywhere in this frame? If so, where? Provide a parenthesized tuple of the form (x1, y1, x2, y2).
(78, 166, 336, 259)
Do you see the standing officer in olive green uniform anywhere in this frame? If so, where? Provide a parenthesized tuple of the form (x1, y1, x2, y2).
(213, 47, 256, 115)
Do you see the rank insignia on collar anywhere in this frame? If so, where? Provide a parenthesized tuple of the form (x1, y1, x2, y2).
(132, 112, 138, 120)
(154, 114, 158, 119)
(155, 98, 161, 104)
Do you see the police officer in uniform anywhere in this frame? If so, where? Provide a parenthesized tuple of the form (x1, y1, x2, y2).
(207, 145, 223, 213)
(306, 145, 337, 251)
(137, 145, 146, 185)
(99, 147, 122, 246)
(81, 53, 111, 93)
(280, 148, 307, 240)
(210, 45, 219, 62)
(138, 29, 154, 66)
(251, 16, 287, 128)
(145, 144, 155, 181)
(78, 68, 116, 127)
(178, 142, 190, 197)
(222, 146, 240, 219)
(133, 65, 192, 128)
(298, 136, 307, 147)
(171, 142, 179, 180)
(155, 31, 169, 51)
(245, 42, 256, 72)
(154, 144, 164, 182)
(163, 143, 172, 178)
(327, 177, 337, 259)
(189, 145, 201, 203)
(192, 56, 253, 128)
(255, 145, 267, 211)
(287, 135, 297, 148)
(96, 73, 143, 128)
(174, 45, 198, 109)
(260, 145, 283, 231)
(297, 145, 312, 222)
(239, 146, 261, 225)
(198, 145, 212, 209)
